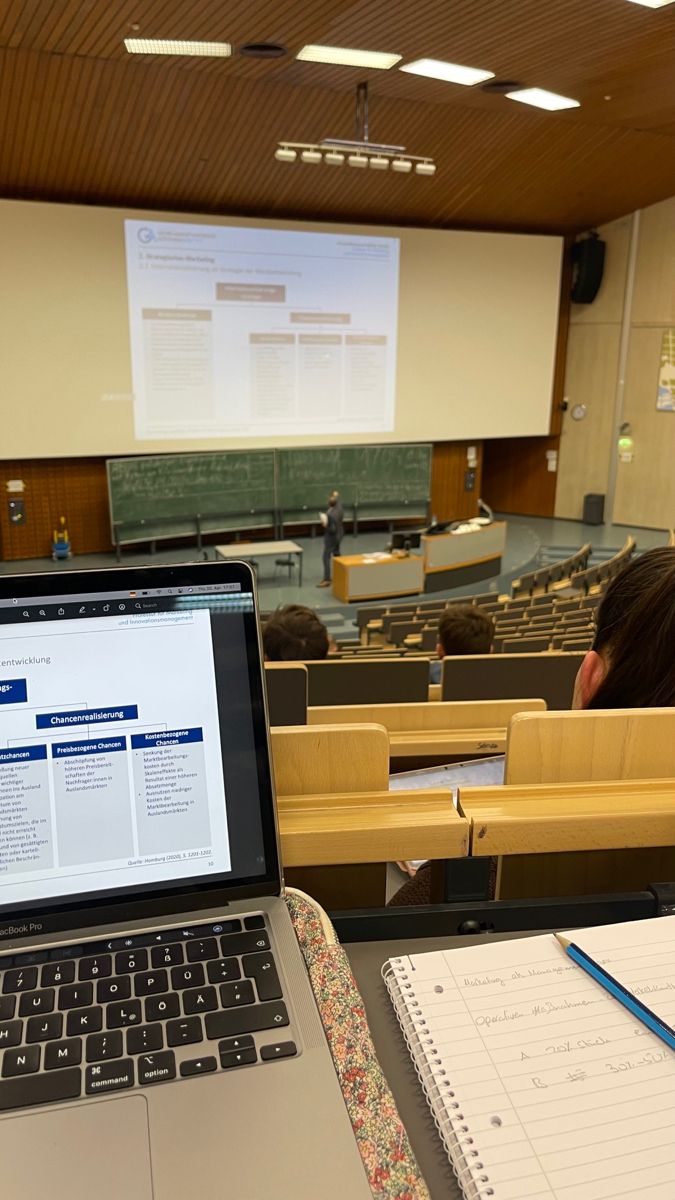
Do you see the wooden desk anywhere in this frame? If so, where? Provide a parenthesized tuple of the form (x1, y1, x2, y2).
(308, 698, 546, 758)
(215, 539, 303, 584)
(278, 788, 468, 866)
(459, 778, 675, 856)
(332, 553, 424, 603)
(422, 521, 507, 591)
(459, 777, 675, 899)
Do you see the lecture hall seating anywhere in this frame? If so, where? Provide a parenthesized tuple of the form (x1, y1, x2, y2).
(491, 707, 675, 898)
(307, 697, 546, 759)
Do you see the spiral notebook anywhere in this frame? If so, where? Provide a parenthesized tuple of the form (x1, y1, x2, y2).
(384, 916, 675, 1199)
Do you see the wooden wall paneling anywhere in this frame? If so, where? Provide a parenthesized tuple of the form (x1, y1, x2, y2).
(555, 324, 621, 520)
(631, 196, 675, 326)
(430, 441, 482, 523)
(555, 213, 631, 519)
(613, 326, 675, 528)
(481, 435, 560, 517)
(0, 458, 110, 561)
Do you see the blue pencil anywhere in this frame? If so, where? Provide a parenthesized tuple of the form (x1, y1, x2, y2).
(555, 933, 675, 1053)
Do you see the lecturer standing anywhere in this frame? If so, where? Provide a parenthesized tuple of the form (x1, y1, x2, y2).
(317, 490, 344, 587)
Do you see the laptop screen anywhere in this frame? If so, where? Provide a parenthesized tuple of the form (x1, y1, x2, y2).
(0, 562, 280, 925)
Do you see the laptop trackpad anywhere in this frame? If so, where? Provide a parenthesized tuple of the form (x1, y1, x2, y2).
(0, 1095, 153, 1199)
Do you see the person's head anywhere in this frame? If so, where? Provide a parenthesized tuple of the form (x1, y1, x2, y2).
(328, 490, 339, 508)
(572, 547, 675, 709)
(436, 605, 494, 659)
(262, 604, 330, 662)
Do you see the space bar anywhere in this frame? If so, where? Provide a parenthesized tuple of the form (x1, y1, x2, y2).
(206, 1001, 289, 1039)
(0, 1068, 82, 1112)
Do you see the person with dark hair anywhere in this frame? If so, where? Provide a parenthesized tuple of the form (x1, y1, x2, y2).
(262, 604, 330, 662)
(573, 546, 675, 709)
(392, 547, 675, 908)
(429, 604, 494, 684)
(317, 490, 344, 588)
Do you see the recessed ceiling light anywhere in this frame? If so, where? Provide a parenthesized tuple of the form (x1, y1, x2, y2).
(400, 58, 494, 86)
(296, 44, 401, 69)
(506, 87, 580, 112)
(124, 38, 232, 56)
(625, 0, 675, 7)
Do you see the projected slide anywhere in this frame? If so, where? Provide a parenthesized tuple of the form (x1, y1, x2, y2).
(124, 219, 400, 440)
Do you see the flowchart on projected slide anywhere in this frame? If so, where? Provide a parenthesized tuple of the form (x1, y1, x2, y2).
(0, 609, 231, 906)
(125, 218, 399, 440)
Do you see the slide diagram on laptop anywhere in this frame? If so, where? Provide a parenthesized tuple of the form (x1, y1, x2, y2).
(0, 610, 230, 906)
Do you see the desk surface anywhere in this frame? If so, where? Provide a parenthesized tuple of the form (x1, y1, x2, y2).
(345, 931, 540, 1200)
(215, 540, 302, 557)
(336, 553, 423, 568)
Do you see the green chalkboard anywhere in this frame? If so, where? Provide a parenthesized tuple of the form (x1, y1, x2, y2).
(107, 452, 276, 543)
(277, 444, 432, 517)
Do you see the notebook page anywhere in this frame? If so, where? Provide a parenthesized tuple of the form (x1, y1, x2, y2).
(391, 916, 675, 1200)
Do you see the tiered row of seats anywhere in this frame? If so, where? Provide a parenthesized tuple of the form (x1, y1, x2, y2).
(265, 535, 674, 915)
(346, 537, 637, 658)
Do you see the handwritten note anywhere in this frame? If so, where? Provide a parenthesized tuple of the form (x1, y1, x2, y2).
(391, 916, 675, 1199)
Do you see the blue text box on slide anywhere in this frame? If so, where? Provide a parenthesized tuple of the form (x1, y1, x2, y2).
(51, 737, 127, 758)
(0, 679, 28, 705)
(36, 705, 138, 729)
(0, 744, 47, 763)
(131, 728, 203, 749)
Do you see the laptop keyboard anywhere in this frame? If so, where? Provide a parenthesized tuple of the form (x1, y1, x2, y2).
(0, 916, 297, 1113)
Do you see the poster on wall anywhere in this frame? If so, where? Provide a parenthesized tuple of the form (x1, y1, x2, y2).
(657, 329, 675, 411)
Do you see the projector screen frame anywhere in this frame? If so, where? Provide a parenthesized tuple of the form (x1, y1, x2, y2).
(0, 198, 564, 459)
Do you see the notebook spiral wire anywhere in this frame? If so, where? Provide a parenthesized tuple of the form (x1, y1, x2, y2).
(383, 959, 494, 1200)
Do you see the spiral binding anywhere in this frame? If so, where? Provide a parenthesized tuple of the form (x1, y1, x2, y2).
(383, 958, 494, 1199)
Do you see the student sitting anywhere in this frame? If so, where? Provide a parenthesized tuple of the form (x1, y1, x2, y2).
(262, 604, 330, 661)
(390, 547, 675, 907)
(572, 546, 675, 709)
(429, 604, 494, 684)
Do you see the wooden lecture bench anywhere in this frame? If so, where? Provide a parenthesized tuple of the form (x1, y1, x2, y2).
(469, 707, 675, 898)
(459, 778, 675, 858)
(270, 724, 467, 881)
(307, 698, 546, 758)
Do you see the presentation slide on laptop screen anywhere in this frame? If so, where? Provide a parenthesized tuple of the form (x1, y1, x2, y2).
(125, 219, 400, 441)
(0, 607, 232, 908)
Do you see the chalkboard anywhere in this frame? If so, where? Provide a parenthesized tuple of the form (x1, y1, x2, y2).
(107, 452, 276, 544)
(107, 443, 432, 547)
(277, 445, 432, 518)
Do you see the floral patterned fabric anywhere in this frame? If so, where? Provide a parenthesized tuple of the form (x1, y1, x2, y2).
(286, 891, 430, 1200)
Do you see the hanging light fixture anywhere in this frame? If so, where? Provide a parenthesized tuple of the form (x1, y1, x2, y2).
(273, 83, 435, 176)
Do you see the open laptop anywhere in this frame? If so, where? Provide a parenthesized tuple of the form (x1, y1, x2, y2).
(0, 562, 372, 1200)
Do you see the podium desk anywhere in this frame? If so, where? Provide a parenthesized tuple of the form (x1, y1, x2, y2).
(422, 521, 507, 591)
(332, 553, 424, 603)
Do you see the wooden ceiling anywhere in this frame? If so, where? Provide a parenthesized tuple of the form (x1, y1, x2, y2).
(1, 0, 675, 234)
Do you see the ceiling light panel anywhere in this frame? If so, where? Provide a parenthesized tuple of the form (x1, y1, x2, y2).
(400, 58, 494, 86)
(506, 87, 580, 111)
(296, 44, 401, 69)
(124, 38, 232, 56)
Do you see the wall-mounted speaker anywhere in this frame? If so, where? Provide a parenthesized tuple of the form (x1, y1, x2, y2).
(571, 233, 606, 304)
